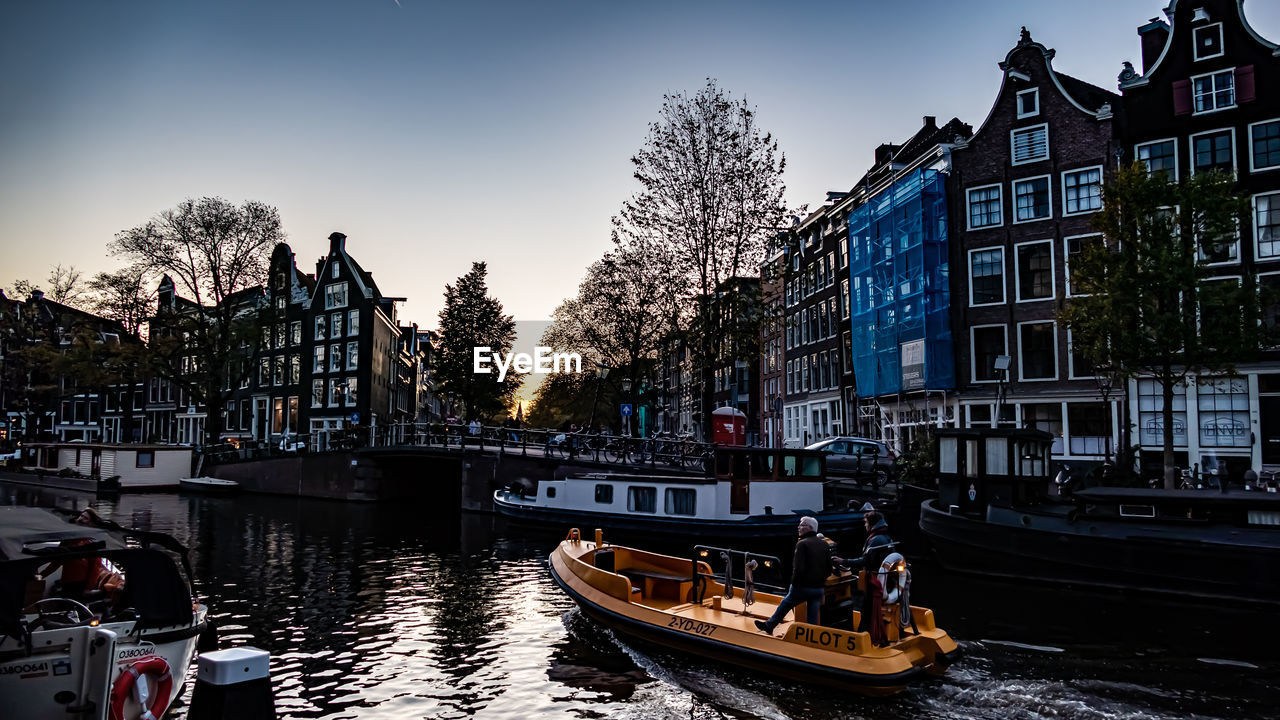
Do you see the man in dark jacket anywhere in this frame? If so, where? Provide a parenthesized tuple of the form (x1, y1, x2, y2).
(834, 510, 896, 640)
(754, 516, 831, 635)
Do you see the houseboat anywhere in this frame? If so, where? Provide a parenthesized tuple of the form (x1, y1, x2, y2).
(0, 506, 211, 719)
(19, 442, 194, 490)
(549, 528, 959, 695)
(919, 428, 1280, 604)
(494, 446, 877, 538)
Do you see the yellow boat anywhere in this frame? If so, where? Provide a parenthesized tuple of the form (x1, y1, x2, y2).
(548, 528, 960, 696)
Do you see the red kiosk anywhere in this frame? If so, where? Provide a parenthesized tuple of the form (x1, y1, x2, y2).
(711, 406, 747, 446)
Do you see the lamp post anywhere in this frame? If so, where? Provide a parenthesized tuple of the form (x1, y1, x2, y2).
(587, 363, 609, 432)
(994, 355, 1011, 427)
(1093, 360, 1120, 467)
(621, 377, 632, 435)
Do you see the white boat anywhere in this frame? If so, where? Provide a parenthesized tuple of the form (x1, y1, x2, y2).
(494, 446, 873, 538)
(0, 507, 212, 720)
(178, 477, 241, 494)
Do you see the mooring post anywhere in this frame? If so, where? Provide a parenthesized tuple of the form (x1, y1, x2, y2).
(188, 647, 276, 720)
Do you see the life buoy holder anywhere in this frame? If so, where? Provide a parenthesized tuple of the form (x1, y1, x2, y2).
(565, 528, 581, 543)
(878, 552, 907, 604)
(109, 655, 173, 720)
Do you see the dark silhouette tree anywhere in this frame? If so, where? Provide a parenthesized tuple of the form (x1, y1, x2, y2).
(435, 262, 520, 421)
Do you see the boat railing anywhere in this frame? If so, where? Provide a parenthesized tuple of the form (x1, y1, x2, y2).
(691, 545, 786, 604)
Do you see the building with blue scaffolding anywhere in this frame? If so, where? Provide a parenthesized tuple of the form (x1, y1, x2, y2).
(846, 117, 970, 448)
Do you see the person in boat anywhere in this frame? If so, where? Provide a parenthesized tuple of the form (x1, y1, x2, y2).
(35, 508, 126, 608)
(834, 510, 895, 639)
(754, 516, 832, 635)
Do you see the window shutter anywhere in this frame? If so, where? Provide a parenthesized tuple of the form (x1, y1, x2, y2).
(1172, 79, 1192, 115)
(1236, 65, 1256, 103)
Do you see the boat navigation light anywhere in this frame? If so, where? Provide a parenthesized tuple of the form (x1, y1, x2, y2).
(699, 549, 709, 557)
(763, 560, 773, 568)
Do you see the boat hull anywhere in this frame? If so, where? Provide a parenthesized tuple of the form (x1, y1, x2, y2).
(497, 491, 865, 538)
(0, 605, 207, 719)
(919, 500, 1280, 604)
(548, 537, 958, 695)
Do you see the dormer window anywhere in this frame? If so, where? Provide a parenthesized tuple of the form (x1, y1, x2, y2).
(331, 262, 340, 279)
(1016, 88, 1039, 119)
(1193, 23, 1224, 61)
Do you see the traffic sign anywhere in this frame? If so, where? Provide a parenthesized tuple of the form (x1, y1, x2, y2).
(619, 404, 633, 417)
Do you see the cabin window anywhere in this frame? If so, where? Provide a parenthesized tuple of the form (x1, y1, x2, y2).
(136, 451, 154, 469)
(665, 488, 696, 516)
(1247, 510, 1280, 526)
(545, 486, 556, 499)
(628, 487, 656, 513)
(780, 455, 797, 477)
(939, 437, 958, 474)
(1119, 505, 1156, 518)
(985, 438, 1009, 475)
(594, 484, 613, 504)
(800, 455, 821, 477)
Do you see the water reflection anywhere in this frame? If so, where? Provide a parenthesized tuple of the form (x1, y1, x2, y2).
(2, 481, 1277, 719)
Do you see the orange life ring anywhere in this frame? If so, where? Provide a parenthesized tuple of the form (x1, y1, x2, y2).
(109, 655, 173, 720)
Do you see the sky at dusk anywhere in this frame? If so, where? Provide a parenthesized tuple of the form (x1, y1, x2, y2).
(3, 0, 1279, 330)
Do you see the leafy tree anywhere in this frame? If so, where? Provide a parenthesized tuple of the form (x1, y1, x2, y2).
(435, 262, 520, 421)
(1061, 164, 1272, 488)
(614, 79, 790, 438)
(111, 197, 283, 446)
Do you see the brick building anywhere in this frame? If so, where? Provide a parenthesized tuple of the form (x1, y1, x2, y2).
(949, 28, 1122, 464)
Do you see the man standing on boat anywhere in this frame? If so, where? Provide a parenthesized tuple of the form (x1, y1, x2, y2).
(755, 516, 831, 635)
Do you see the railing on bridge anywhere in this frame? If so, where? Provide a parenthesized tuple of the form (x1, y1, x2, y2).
(201, 423, 715, 471)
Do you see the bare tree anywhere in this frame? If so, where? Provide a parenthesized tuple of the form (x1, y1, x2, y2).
(111, 197, 283, 446)
(615, 79, 790, 437)
(7, 264, 89, 308)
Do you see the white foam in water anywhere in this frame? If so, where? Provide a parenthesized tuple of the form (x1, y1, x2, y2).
(982, 639, 1066, 653)
(1196, 657, 1260, 669)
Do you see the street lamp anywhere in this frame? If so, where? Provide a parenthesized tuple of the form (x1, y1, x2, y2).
(587, 363, 609, 432)
(994, 355, 1011, 427)
(1093, 360, 1121, 468)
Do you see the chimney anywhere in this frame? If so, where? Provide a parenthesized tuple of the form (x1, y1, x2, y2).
(1138, 17, 1169, 74)
(922, 115, 937, 129)
(29, 289, 44, 301)
(328, 231, 347, 255)
(874, 143, 900, 165)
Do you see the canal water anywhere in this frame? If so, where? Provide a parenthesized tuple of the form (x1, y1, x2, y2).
(3, 482, 1277, 720)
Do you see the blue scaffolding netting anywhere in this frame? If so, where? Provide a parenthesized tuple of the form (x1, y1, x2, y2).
(848, 167, 955, 398)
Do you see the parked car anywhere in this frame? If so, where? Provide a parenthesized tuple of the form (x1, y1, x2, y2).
(805, 436, 898, 487)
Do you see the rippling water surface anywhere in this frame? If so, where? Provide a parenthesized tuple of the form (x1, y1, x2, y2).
(4, 482, 1277, 719)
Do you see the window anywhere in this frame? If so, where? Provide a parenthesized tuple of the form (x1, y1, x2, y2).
(1250, 120, 1280, 171)
(347, 341, 358, 370)
(967, 185, 1002, 229)
(331, 312, 343, 339)
(1016, 88, 1039, 118)
(1138, 379, 1187, 448)
(1198, 220, 1239, 264)
(1065, 234, 1101, 297)
(348, 309, 360, 336)
(312, 379, 324, 407)
(1016, 240, 1054, 301)
(971, 325, 1007, 382)
(1193, 23, 1224, 61)
(289, 355, 301, 385)
(328, 379, 341, 406)
(331, 262, 340, 279)
(1067, 402, 1112, 455)
(627, 486, 657, 513)
(259, 358, 271, 386)
(1018, 321, 1057, 380)
(594, 484, 613, 504)
(136, 450, 154, 469)
(324, 282, 348, 310)
(1023, 403, 1063, 447)
(840, 238, 848, 268)
(1063, 167, 1102, 215)
(1256, 192, 1280, 259)
(665, 488, 696, 516)
(1067, 329, 1094, 379)
(1011, 124, 1049, 165)
(330, 343, 342, 372)
(274, 324, 285, 349)
(1198, 377, 1249, 448)
(842, 280, 850, 319)
(273, 356, 285, 386)
(1137, 140, 1177, 180)
(1193, 69, 1235, 114)
(1013, 176, 1051, 222)
(288, 397, 299, 432)
(969, 248, 1005, 305)
(345, 377, 358, 406)
(314, 315, 326, 341)
(313, 346, 325, 373)
(290, 321, 301, 345)
(272, 397, 284, 434)
(1192, 129, 1234, 174)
